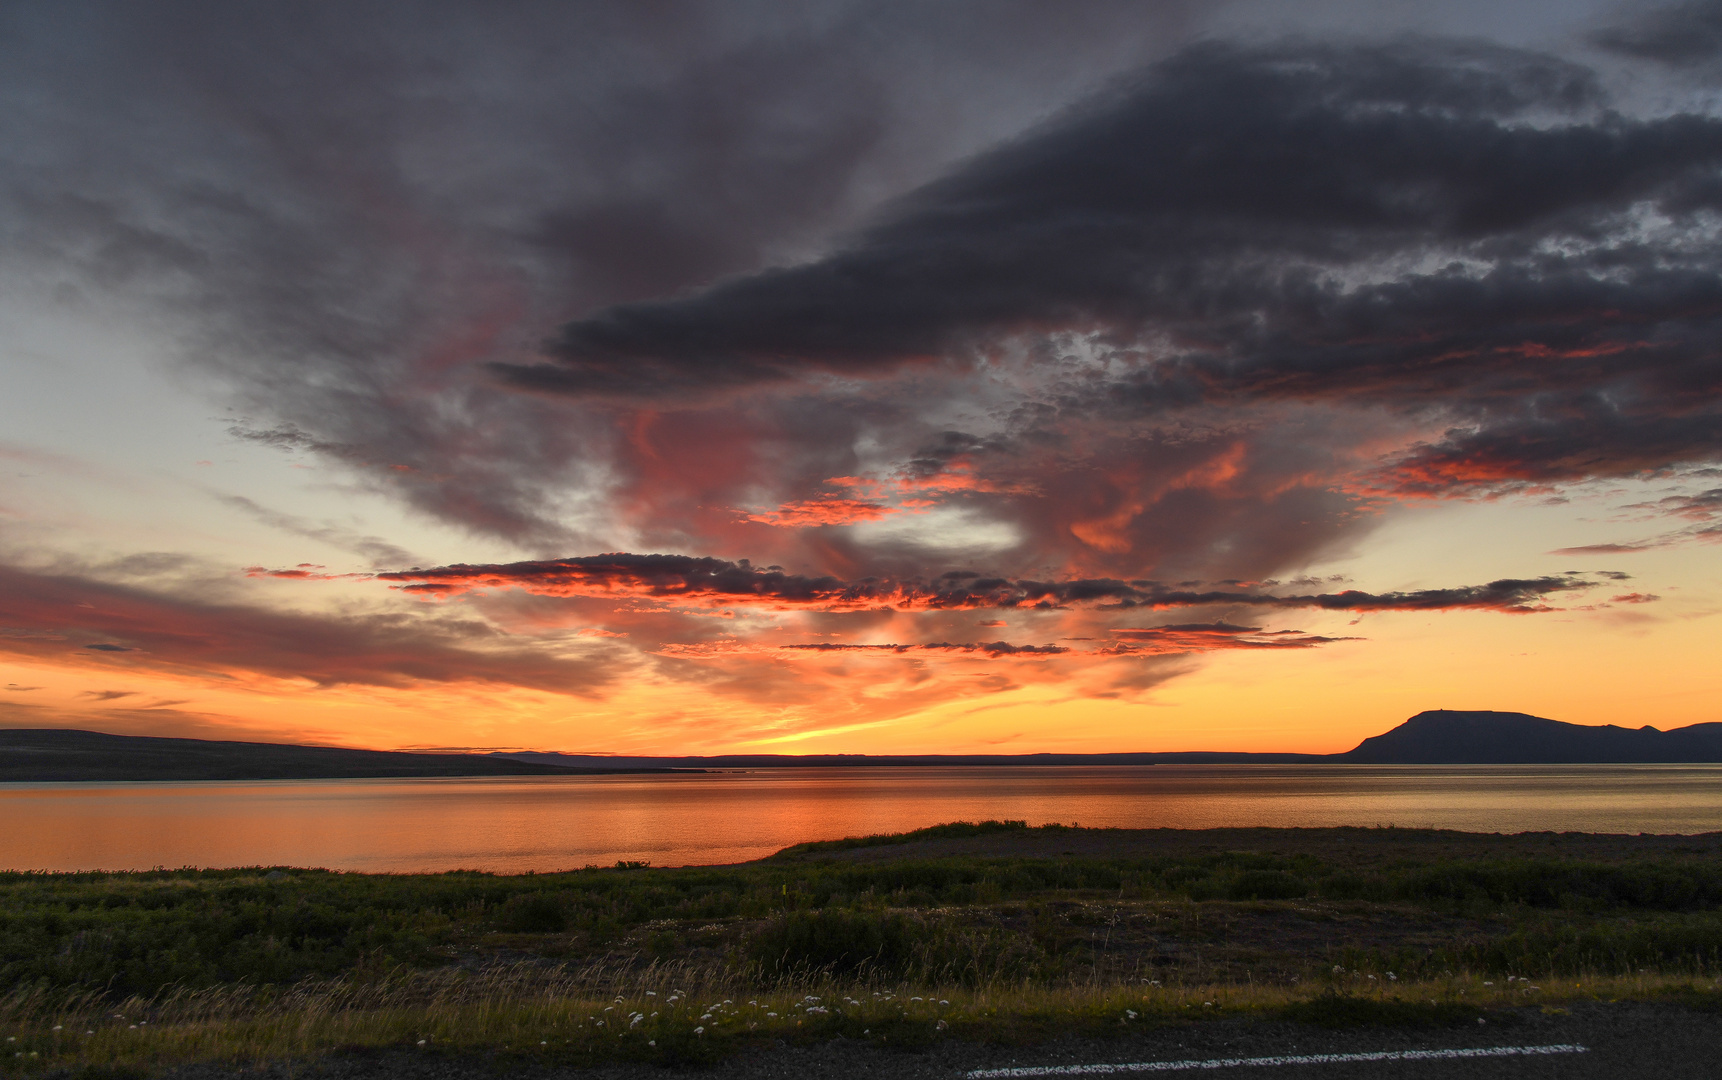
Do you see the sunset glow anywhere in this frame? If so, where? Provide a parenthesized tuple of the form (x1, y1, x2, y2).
(3, 3, 1720, 756)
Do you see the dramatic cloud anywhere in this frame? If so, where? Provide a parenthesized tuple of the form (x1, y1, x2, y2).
(4, 6, 1717, 750)
(481, 35, 1722, 598)
(513, 39, 1722, 426)
(363, 553, 1610, 614)
(2, 1, 1187, 550)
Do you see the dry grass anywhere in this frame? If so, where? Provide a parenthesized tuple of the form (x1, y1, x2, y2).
(2, 960, 1719, 1074)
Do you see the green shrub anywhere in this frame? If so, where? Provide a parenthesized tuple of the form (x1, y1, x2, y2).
(746, 908, 916, 978)
(1228, 870, 1308, 901)
(743, 908, 1042, 985)
(497, 892, 567, 933)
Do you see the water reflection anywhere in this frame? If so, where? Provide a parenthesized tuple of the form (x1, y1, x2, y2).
(4, 764, 1721, 873)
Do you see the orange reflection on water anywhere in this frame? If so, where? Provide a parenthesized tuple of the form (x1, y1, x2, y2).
(5, 765, 1722, 873)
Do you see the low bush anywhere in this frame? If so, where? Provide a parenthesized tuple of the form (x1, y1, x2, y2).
(497, 892, 567, 933)
(1227, 870, 1308, 901)
(743, 908, 1043, 985)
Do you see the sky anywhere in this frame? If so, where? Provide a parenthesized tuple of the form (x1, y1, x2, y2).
(2, 0, 1721, 756)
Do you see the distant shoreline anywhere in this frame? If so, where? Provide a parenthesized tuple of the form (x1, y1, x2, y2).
(5, 709, 1722, 781)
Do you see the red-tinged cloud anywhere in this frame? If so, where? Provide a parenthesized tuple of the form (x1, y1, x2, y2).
(735, 468, 1029, 531)
(0, 563, 622, 694)
(367, 553, 1612, 614)
(739, 496, 895, 527)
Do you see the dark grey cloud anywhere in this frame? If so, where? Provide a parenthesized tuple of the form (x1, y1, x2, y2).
(1385, 411, 1722, 494)
(1592, 0, 1722, 67)
(506, 35, 1722, 504)
(365, 551, 1612, 614)
(513, 39, 1717, 391)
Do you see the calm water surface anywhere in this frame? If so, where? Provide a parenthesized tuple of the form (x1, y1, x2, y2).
(4, 765, 1721, 873)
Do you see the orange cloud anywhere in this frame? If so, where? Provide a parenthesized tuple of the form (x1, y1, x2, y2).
(738, 496, 895, 527)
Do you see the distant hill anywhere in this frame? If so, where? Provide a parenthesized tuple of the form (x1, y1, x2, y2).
(6, 710, 1721, 781)
(0, 729, 667, 782)
(494, 710, 1722, 769)
(1336, 710, 1722, 764)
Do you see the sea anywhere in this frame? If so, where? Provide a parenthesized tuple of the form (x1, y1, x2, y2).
(5, 764, 1722, 873)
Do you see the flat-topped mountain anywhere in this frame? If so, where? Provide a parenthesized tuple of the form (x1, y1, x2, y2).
(494, 710, 1722, 769)
(1336, 709, 1722, 764)
(0, 728, 662, 782)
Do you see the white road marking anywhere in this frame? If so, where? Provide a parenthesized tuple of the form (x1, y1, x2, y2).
(965, 1043, 1589, 1076)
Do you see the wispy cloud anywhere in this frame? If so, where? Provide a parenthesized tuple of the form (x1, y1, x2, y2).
(215, 494, 420, 569)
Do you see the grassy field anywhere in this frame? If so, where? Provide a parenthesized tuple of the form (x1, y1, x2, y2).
(5, 821, 1722, 1072)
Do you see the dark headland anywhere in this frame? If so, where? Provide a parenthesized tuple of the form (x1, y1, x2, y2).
(0, 728, 677, 782)
(5, 709, 1722, 781)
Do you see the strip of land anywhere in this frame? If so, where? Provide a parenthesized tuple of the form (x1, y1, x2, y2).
(0, 728, 677, 782)
(10, 709, 1722, 782)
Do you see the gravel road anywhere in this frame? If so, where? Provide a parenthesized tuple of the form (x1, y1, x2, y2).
(167, 1000, 1720, 1080)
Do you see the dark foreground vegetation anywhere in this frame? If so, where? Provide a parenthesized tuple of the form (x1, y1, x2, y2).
(6, 822, 1722, 1073)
